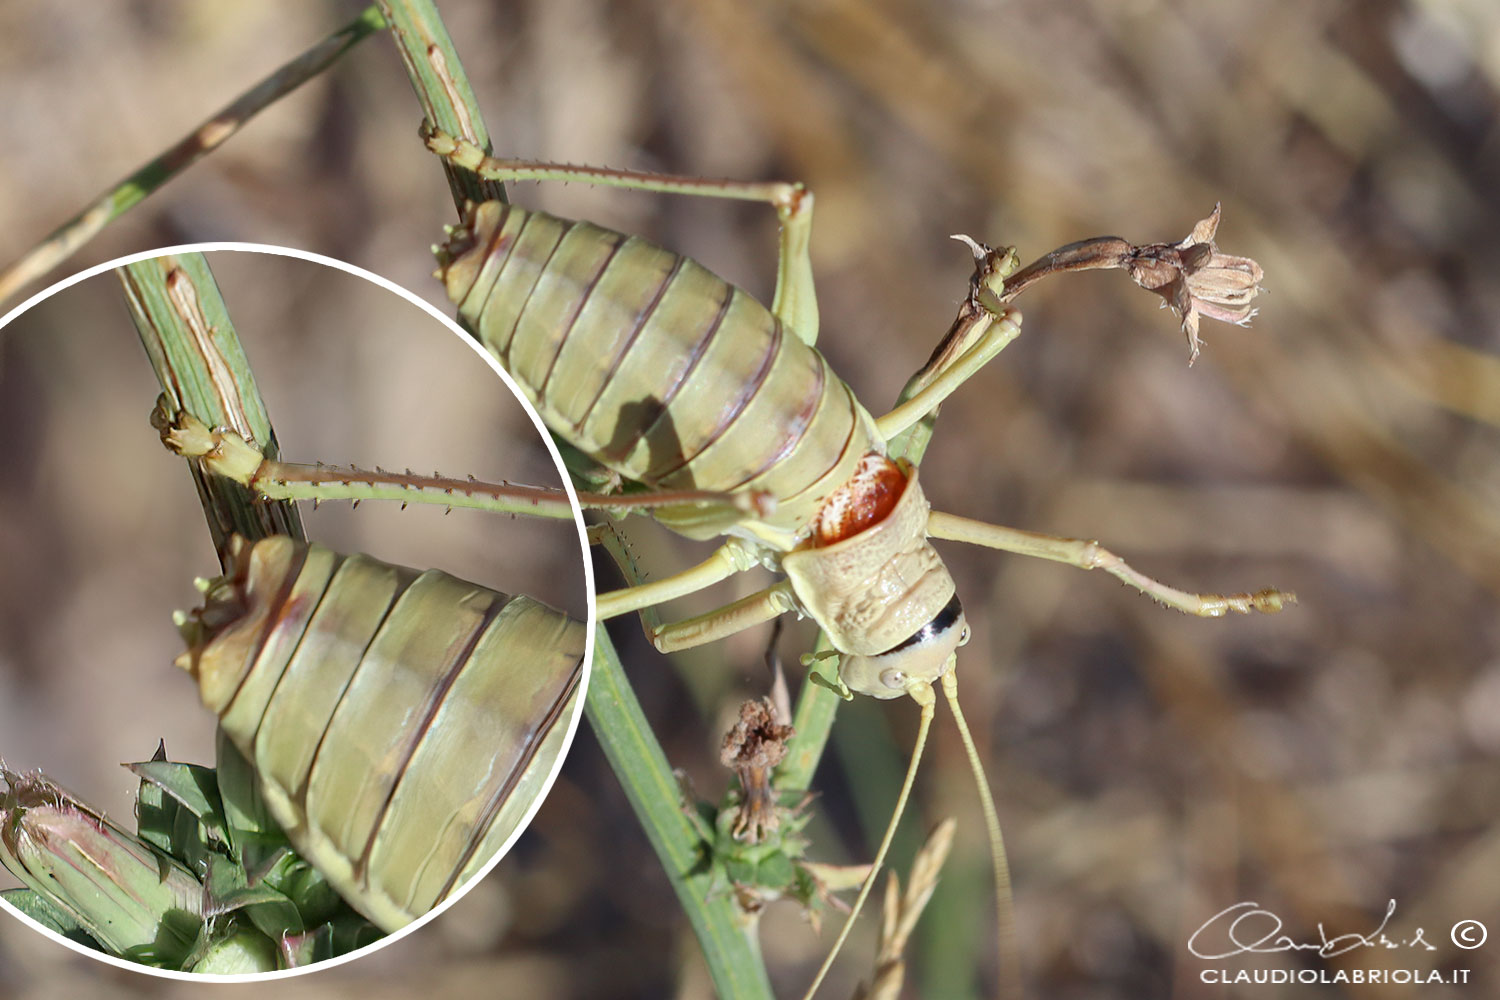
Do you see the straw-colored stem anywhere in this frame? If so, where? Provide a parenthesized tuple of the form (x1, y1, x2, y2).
(0, 8, 384, 309)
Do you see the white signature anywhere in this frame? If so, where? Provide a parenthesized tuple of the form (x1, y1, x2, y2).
(1188, 900, 1437, 959)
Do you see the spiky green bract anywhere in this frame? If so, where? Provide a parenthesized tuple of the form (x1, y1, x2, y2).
(1, 745, 383, 973)
(0, 769, 203, 967)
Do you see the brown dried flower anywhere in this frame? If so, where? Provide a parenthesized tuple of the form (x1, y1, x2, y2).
(720, 697, 795, 842)
(1121, 203, 1263, 364)
(997, 202, 1265, 364)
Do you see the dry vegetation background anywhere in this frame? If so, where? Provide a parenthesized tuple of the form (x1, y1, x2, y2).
(1, 0, 1499, 998)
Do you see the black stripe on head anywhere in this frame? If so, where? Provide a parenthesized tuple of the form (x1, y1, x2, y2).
(879, 594, 963, 656)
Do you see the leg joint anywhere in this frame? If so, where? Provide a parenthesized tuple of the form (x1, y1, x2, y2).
(722, 537, 765, 574)
(775, 184, 812, 219)
(1079, 540, 1121, 572)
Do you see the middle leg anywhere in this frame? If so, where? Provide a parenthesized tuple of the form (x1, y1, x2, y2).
(590, 521, 798, 652)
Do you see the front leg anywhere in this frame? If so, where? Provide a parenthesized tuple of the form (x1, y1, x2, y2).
(926, 511, 1294, 616)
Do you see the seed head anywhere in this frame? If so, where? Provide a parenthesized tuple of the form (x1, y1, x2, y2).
(997, 203, 1265, 364)
(720, 698, 795, 843)
(1120, 203, 1264, 364)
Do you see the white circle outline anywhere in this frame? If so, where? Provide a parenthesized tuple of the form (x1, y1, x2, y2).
(1451, 919, 1487, 950)
(0, 242, 597, 982)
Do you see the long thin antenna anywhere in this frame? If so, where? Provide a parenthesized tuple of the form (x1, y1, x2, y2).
(799, 681, 937, 1000)
(942, 669, 1021, 1000)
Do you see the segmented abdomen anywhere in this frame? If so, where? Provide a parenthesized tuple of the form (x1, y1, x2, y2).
(180, 536, 584, 931)
(442, 201, 877, 544)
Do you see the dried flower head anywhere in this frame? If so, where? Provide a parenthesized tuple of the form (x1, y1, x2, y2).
(720, 698, 795, 843)
(997, 203, 1265, 364)
(1121, 203, 1263, 363)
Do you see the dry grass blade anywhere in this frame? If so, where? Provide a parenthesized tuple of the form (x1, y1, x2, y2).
(852, 818, 957, 1000)
(0, 8, 384, 309)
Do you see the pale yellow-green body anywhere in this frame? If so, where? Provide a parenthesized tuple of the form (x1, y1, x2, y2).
(424, 134, 1282, 1000)
(441, 200, 967, 694)
(180, 536, 584, 931)
(780, 470, 952, 657)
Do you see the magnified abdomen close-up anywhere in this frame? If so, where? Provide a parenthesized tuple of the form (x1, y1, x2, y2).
(0, 247, 591, 977)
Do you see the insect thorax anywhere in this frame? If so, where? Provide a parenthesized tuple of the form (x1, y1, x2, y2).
(781, 461, 955, 654)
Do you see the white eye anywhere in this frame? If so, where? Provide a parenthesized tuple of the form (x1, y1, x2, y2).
(880, 668, 906, 690)
(959, 625, 972, 645)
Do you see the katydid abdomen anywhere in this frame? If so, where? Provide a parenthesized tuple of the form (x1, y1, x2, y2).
(179, 534, 585, 932)
(440, 200, 879, 549)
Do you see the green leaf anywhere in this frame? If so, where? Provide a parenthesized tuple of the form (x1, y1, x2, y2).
(201, 852, 378, 948)
(130, 757, 226, 831)
(213, 729, 292, 869)
(130, 751, 229, 875)
(275, 861, 346, 928)
(756, 852, 796, 891)
(278, 914, 385, 968)
(725, 857, 756, 886)
(1, 888, 103, 950)
(204, 854, 291, 915)
(189, 922, 280, 975)
(117, 909, 203, 970)
(203, 853, 310, 945)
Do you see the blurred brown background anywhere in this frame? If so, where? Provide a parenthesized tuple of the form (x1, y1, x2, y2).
(2, 0, 1498, 997)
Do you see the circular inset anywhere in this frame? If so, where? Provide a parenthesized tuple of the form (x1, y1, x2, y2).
(0, 245, 593, 979)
